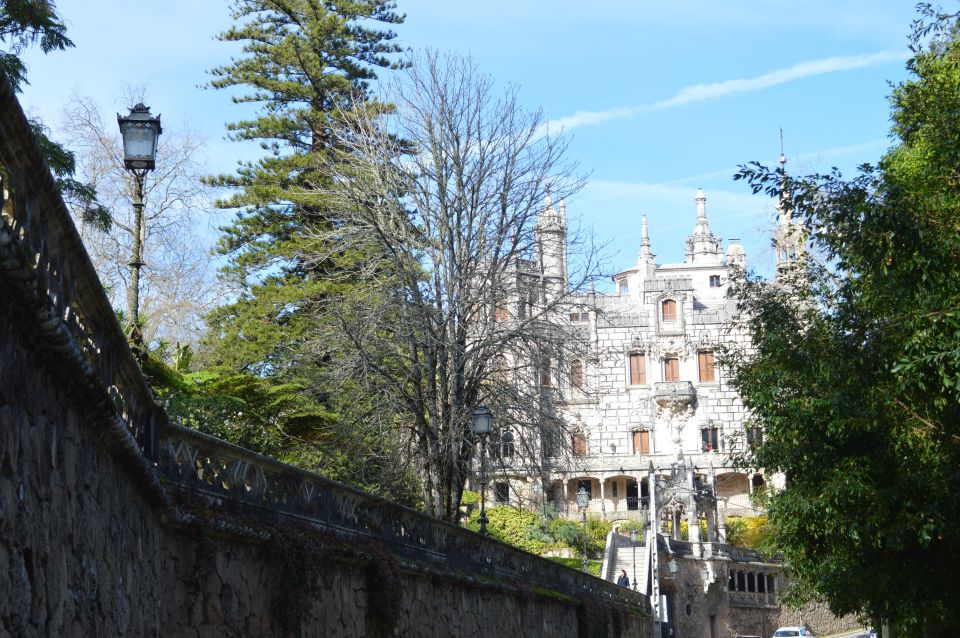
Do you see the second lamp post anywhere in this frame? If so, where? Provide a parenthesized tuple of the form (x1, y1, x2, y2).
(472, 406, 493, 535)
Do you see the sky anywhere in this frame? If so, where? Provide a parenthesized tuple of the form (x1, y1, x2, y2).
(17, 0, 921, 285)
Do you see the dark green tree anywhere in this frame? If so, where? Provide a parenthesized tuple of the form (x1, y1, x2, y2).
(727, 6, 960, 635)
(0, 0, 110, 229)
(197, 0, 417, 500)
(204, 0, 404, 374)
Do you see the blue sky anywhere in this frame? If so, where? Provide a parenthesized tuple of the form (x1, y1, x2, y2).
(17, 1, 920, 283)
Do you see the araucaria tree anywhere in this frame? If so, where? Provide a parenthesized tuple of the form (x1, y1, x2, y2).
(726, 7, 960, 635)
(197, 0, 421, 499)
(316, 53, 601, 521)
(204, 0, 404, 374)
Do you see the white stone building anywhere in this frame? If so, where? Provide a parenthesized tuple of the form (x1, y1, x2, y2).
(490, 189, 777, 522)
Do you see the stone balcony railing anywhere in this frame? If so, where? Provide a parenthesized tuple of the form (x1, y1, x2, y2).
(653, 381, 696, 407)
(727, 590, 778, 609)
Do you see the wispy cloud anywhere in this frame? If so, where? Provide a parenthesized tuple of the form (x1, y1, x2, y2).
(547, 50, 908, 133)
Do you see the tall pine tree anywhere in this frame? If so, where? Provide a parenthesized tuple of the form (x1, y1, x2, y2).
(198, 0, 418, 501)
(205, 0, 404, 376)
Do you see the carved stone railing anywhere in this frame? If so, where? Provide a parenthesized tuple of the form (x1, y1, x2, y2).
(654, 381, 696, 408)
(159, 423, 644, 607)
(0, 71, 166, 501)
(727, 590, 778, 609)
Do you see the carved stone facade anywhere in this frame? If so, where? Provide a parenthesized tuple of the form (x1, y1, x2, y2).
(498, 191, 766, 522)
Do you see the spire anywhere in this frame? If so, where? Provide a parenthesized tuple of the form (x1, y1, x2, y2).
(637, 214, 656, 269)
(684, 188, 722, 264)
(774, 132, 806, 276)
(536, 191, 565, 232)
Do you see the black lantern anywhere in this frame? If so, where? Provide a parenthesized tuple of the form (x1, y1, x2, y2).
(471, 405, 492, 436)
(117, 103, 162, 170)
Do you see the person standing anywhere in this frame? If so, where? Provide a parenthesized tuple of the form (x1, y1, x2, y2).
(617, 569, 630, 587)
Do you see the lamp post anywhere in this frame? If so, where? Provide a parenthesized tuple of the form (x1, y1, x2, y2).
(472, 406, 493, 535)
(117, 103, 162, 340)
(576, 486, 590, 572)
(630, 528, 638, 591)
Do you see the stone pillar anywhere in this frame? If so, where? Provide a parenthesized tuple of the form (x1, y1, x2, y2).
(687, 465, 700, 544)
(600, 479, 606, 515)
(718, 498, 727, 543)
(748, 470, 755, 496)
(672, 510, 681, 540)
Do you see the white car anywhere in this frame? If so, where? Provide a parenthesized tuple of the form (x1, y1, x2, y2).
(773, 628, 815, 637)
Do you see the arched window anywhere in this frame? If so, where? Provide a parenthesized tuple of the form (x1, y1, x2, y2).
(570, 359, 584, 389)
(661, 299, 677, 321)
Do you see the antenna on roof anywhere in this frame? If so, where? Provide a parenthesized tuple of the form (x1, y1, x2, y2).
(779, 127, 786, 167)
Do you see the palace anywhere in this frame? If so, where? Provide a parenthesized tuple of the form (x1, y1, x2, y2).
(489, 186, 799, 525)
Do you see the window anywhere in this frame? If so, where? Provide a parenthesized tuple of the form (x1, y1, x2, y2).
(661, 299, 677, 321)
(569, 311, 590, 322)
(698, 351, 716, 383)
(752, 474, 766, 489)
(494, 482, 510, 504)
(709, 274, 721, 288)
(746, 426, 763, 445)
(663, 356, 680, 382)
(570, 359, 584, 389)
(633, 430, 650, 455)
(538, 357, 551, 387)
(572, 431, 587, 457)
(629, 352, 646, 385)
(619, 280, 629, 295)
(495, 304, 510, 322)
(702, 427, 720, 452)
(612, 482, 618, 498)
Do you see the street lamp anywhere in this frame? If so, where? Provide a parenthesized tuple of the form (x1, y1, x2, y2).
(576, 485, 590, 572)
(630, 528, 639, 591)
(117, 103, 161, 338)
(472, 406, 493, 535)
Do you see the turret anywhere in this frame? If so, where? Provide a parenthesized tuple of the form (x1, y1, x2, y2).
(684, 189, 723, 264)
(536, 194, 568, 287)
(773, 150, 806, 277)
(636, 214, 657, 278)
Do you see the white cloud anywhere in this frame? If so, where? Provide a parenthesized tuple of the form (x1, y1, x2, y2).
(546, 50, 908, 134)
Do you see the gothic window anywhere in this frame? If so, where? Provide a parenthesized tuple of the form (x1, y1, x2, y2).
(709, 274, 721, 288)
(572, 431, 587, 457)
(570, 359, 584, 389)
(661, 299, 677, 322)
(633, 430, 650, 455)
(663, 356, 680, 382)
(698, 351, 716, 383)
(538, 356, 552, 387)
(702, 427, 720, 452)
(494, 482, 510, 504)
(629, 352, 646, 385)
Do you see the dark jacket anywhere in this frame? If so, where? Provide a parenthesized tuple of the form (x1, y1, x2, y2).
(617, 574, 630, 587)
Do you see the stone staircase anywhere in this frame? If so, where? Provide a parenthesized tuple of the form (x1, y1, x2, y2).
(603, 529, 650, 594)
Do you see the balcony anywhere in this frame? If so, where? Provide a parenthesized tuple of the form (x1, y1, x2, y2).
(727, 590, 778, 609)
(654, 381, 696, 408)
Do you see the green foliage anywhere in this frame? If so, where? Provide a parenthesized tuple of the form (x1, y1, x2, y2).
(545, 556, 603, 577)
(465, 506, 611, 557)
(0, 1, 110, 228)
(460, 490, 479, 507)
(724, 516, 771, 549)
(727, 7, 960, 633)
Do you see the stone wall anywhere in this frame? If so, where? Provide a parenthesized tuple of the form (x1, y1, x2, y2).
(0, 68, 651, 638)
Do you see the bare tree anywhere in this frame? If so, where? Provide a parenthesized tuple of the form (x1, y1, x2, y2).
(59, 92, 216, 347)
(307, 52, 605, 521)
